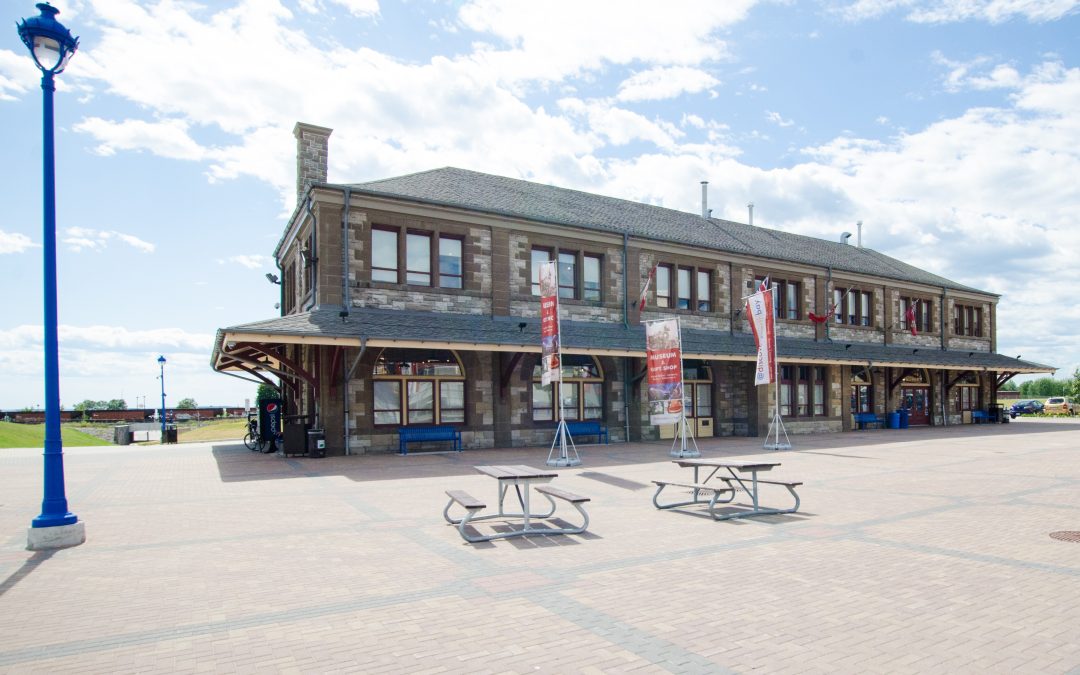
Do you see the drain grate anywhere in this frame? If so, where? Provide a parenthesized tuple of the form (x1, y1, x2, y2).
(1049, 531, 1080, 543)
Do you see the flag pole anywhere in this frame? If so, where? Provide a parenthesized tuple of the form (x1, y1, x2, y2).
(764, 283, 791, 450)
(546, 275, 579, 467)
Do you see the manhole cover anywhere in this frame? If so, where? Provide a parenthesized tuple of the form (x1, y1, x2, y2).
(1049, 531, 1080, 543)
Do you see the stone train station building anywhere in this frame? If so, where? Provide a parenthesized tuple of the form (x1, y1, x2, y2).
(210, 122, 1053, 455)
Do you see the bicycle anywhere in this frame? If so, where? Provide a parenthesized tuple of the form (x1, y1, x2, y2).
(243, 416, 260, 451)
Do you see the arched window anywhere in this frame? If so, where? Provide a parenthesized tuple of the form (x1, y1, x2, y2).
(851, 367, 873, 414)
(532, 354, 603, 422)
(373, 348, 465, 426)
(683, 360, 713, 419)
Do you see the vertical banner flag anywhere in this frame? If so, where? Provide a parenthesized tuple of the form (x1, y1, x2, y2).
(745, 287, 776, 386)
(905, 301, 918, 336)
(645, 318, 684, 425)
(539, 261, 561, 386)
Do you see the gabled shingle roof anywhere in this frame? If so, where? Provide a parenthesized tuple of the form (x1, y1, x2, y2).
(346, 167, 987, 294)
(213, 307, 1052, 374)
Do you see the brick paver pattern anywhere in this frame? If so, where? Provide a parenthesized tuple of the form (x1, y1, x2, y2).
(1, 419, 1079, 673)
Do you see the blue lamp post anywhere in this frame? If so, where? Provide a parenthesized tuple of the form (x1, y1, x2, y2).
(158, 355, 167, 441)
(19, 3, 83, 550)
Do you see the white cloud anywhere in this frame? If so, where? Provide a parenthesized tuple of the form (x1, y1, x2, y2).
(297, 0, 380, 17)
(74, 117, 209, 160)
(220, 254, 271, 269)
(839, 0, 1080, 23)
(0, 324, 212, 353)
(557, 98, 683, 149)
(0, 49, 37, 101)
(765, 110, 795, 127)
(457, 1, 757, 84)
(615, 66, 720, 102)
(0, 230, 38, 254)
(63, 227, 155, 253)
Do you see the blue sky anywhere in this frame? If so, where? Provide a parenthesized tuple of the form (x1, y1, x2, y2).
(1, 0, 1078, 410)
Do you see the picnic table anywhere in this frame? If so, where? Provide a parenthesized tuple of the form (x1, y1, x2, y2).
(652, 458, 802, 520)
(443, 464, 590, 542)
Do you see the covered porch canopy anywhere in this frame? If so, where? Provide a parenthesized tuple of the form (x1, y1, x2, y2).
(211, 307, 1056, 393)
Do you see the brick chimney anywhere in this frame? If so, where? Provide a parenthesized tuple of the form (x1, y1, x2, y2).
(293, 122, 333, 204)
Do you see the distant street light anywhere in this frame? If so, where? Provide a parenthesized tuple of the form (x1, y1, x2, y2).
(20, 2, 83, 551)
(158, 355, 167, 441)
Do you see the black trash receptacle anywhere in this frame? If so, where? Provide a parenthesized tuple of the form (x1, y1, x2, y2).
(162, 425, 178, 444)
(307, 429, 326, 458)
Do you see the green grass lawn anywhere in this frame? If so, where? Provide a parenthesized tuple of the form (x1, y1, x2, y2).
(0, 421, 112, 449)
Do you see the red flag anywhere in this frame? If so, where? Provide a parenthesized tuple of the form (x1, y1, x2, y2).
(905, 301, 918, 336)
(758, 276, 770, 293)
(638, 265, 656, 309)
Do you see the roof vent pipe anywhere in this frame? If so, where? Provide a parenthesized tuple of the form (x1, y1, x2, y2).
(840, 232, 852, 244)
(857, 220, 863, 247)
(748, 202, 754, 226)
(700, 181, 708, 218)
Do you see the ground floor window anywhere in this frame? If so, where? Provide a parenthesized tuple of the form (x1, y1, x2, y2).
(683, 360, 713, 418)
(851, 367, 873, 414)
(373, 348, 465, 425)
(533, 354, 603, 421)
(953, 372, 980, 411)
(780, 365, 827, 417)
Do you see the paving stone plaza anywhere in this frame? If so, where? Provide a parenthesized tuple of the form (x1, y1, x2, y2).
(2, 420, 1079, 673)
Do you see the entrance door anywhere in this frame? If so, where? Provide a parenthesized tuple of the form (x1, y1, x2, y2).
(902, 387, 930, 425)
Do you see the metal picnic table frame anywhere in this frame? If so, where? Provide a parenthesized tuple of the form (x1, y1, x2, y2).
(653, 458, 801, 520)
(443, 464, 589, 542)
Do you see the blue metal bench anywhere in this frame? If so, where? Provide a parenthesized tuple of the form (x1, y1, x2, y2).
(565, 420, 609, 444)
(853, 412, 885, 429)
(398, 425, 462, 455)
(971, 410, 989, 424)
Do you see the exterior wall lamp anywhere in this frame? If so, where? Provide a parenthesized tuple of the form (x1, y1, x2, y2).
(20, 2, 83, 550)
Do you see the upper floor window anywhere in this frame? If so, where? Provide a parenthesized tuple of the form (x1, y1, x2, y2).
(833, 288, 873, 327)
(531, 247, 602, 302)
(656, 264, 711, 312)
(372, 227, 398, 283)
(756, 276, 801, 320)
(697, 270, 711, 312)
(439, 237, 463, 288)
(406, 232, 431, 285)
(900, 297, 932, 333)
(953, 304, 982, 337)
(372, 226, 464, 289)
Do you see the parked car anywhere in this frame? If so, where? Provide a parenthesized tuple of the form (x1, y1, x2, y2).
(1009, 399, 1044, 418)
(1043, 397, 1076, 415)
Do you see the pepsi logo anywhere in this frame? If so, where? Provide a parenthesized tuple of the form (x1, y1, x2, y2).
(266, 403, 278, 412)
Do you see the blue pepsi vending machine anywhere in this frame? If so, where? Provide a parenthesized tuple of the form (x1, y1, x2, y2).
(258, 398, 283, 452)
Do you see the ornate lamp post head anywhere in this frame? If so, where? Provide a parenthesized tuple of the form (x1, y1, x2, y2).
(17, 3, 79, 74)
(158, 355, 167, 367)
